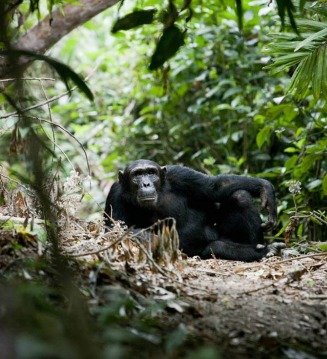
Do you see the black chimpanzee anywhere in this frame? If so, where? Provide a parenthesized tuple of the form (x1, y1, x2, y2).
(104, 159, 283, 262)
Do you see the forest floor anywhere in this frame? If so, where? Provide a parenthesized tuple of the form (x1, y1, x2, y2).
(1, 219, 326, 359)
(66, 225, 327, 359)
(173, 255, 327, 358)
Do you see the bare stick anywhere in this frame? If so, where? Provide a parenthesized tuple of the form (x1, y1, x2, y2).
(67, 233, 127, 257)
(0, 89, 72, 119)
(0, 215, 43, 224)
(238, 282, 276, 295)
(235, 252, 327, 273)
(0, 77, 55, 82)
(37, 117, 90, 176)
(270, 252, 327, 265)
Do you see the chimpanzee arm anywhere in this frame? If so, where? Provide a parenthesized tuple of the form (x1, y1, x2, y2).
(214, 175, 277, 229)
(167, 165, 216, 198)
(104, 182, 131, 227)
(167, 166, 277, 229)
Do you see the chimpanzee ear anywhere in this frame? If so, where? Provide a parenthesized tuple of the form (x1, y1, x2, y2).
(118, 170, 124, 183)
(160, 166, 167, 181)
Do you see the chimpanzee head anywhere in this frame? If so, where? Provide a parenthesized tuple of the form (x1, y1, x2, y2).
(119, 160, 166, 208)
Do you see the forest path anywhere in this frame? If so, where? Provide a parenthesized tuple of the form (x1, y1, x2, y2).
(176, 255, 327, 358)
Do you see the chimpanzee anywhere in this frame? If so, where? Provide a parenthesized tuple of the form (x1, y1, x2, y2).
(104, 159, 283, 262)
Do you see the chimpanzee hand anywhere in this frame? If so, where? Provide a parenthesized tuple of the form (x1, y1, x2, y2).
(260, 181, 277, 230)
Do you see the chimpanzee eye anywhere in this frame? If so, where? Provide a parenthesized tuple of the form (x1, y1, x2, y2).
(133, 170, 143, 177)
(148, 169, 158, 175)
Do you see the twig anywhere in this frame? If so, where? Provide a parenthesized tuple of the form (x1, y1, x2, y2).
(0, 172, 32, 194)
(0, 89, 72, 119)
(67, 233, 127, 257)
(39, 78, 56, 149)
(1, 105, 91, 176)
(238, 282, 276, 295)
(0, 215, 43, 224)
(0, 77, 55, 82)
(308, 295, 327, 300)
(235, 252, 327, 273)
(269, 252, 327, 265)
(37, 117, 75, 170)
(34, 117, 90, 176)
(196, 268, 231, 276)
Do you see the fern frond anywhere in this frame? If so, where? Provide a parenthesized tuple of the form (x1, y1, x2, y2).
(265, 18, 327, 99)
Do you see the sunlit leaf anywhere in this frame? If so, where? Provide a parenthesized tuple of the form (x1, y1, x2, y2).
(256, 126, 272, 149)
(306, 179, 322, 190)
(322, 174, 327, 196)
(317, 242, 327, 251)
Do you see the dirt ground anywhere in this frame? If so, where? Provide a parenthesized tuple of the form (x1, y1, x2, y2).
(1, 223, 326, 359)
(174, 255, 327, 358)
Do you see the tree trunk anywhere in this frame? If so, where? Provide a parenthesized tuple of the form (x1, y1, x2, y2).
(0, 0, 119, 79)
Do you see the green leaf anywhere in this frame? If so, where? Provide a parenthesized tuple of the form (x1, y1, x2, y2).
(296, 19, 327, 31)
(1, 49, 94, 101)
(322, 174, 327, 195)
(299, 0, 306, 12)
(256, 126, 272, 149)
(285, 155, 298, 171)
(312, 46, 324, 98)
(321, 44, 327, 95)
(306, 179, 322, 190)
(266, 52, 308, 72)
(316, 242, 327, 252)
(149, 25, 185, 70)
(295, 27, 327, 52)
(111, 9, 157, 33)
(284, 147, 299, 153)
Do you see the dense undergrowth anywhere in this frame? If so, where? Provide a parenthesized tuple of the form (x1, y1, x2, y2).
(0, 0, 326, 358)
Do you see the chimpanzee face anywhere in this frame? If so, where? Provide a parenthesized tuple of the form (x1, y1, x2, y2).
(120, 160, 166, 208)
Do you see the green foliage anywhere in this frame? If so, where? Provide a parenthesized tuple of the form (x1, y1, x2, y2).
(266, 16, 327, 99)
(47, 0, 326, 241)
(107, 0, 298, 70)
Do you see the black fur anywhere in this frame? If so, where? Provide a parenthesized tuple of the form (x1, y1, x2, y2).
(104, 160, 278, 262)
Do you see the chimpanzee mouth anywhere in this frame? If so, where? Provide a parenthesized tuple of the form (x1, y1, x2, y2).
(137, 195, 157, 204)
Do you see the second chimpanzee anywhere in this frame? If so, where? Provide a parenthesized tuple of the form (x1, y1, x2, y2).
(104, 160, 283, 262)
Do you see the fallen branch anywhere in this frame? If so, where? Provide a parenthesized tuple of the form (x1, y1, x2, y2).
(235, 252, 327, 273)
(0, 215, 43, 225)
(270, 252, 327, 265)
(67, 232, 127, 257)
